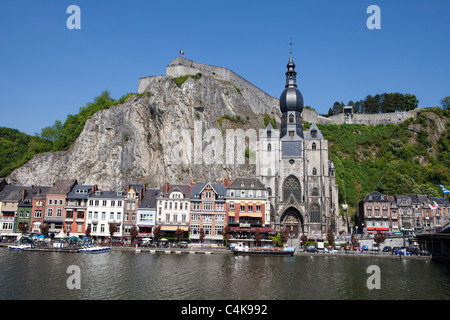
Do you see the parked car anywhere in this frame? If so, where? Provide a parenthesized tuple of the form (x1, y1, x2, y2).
(382, 246, 392, 252)
(417, 250, 431, 256)
(344, 245, 351, 251)
(410, 247, 419, 255)
(305, 246, 318, 253)
(334, 244, 341, 250)
(392, 246, 400, 254)
(396, 248, 411, 255)
(362, 245, 369, 251)
(353, 244, 360, 251)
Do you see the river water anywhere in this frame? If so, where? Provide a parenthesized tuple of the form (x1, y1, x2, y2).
(0, 248, 448, 300)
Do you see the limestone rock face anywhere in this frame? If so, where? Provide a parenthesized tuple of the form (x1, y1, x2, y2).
(8, 73, 280, 190)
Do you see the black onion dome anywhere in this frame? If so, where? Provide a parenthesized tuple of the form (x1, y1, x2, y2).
(280, 87, 303, 113)
(280, 51, 303, 113)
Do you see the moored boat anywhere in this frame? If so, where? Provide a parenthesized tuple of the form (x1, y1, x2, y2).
(8, 244, 32, 250)
(231, 242, 295, 256)
(78, 245, 111, 253)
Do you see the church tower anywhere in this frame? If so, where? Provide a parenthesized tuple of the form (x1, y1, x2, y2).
(256, 50, 341, 239)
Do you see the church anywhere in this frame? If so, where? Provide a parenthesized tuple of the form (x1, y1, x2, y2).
(256, 51, 341, 239)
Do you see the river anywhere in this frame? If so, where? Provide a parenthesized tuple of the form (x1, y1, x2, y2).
(0, 248, 448, 300)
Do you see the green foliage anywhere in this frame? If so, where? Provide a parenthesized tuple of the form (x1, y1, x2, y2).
(217, 114, 243, 125)
(329, 92, 420, 115)
(40, 91, 125, 151)
(319, 109, 450, 214)
(0, 127, 53, 177)
(263, 114, 278, 129)
(172, 73, 202, 88)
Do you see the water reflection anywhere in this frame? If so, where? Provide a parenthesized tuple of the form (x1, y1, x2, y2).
(0, 249, 448, 300)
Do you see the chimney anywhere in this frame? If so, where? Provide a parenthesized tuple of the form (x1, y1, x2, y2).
(21, 189, 26, 201)
(224, 177, 230, 188)
(166, 182, 169, 193)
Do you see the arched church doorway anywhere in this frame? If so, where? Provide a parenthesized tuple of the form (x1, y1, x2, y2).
(280, 207, 303, 238)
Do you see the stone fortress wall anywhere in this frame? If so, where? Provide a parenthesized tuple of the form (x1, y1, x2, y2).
(138, 57, 419, 126)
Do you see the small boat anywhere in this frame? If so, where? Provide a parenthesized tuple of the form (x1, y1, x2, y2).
(78, 245, 111, 253)
(8, 244, 32, 251)
(231, 242, 295, 256)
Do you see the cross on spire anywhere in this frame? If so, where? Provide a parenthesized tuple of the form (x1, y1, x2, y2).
(289, 37, 294, 53)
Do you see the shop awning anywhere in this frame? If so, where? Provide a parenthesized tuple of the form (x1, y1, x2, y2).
(228, 227, 276, 233)
(160, 226, 188, 231)
(367, 227, 390, 231)
(239, 212, 262, 217)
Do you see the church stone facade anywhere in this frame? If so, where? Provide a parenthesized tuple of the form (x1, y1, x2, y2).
(256, 52, 341, 239)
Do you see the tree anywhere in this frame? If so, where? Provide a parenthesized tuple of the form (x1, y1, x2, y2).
(404, 93, 419, 111)
(280, 228, 290, 244)
(175, 228, 185, 244)
(130, 225, 138, 244)
(300, 234, 308, 248)
(326, 229, 334, 246)
(108, 222, 118, 245)
(222, 226, 231, 248)
(153, 225, 162, 243)
(373, 231, 386, 253)
(85, 224, 91, 238)
(40, 120, 63, 142)
(40, 223, 50, 236)
(254, 230, 263, 247)
(199, 228, 205, 245)
(441, 96, 450, 109)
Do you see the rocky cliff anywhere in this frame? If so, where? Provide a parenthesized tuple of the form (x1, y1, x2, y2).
(7, 63, 282, 190)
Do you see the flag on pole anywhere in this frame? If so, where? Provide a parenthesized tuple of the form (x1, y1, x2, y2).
(439, 184, 449, 194)
(179, 50, 184, 55)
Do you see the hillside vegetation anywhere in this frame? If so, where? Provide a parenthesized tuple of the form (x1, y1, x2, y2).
(0, 128, 53, 177)
(319, 107, 450, 215)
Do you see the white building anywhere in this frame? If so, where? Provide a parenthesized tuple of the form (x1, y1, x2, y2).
(86, 190, 125, 240)
(156, 183, 191, 235)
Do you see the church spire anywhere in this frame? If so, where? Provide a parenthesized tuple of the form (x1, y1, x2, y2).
(286, 38, 297, 88)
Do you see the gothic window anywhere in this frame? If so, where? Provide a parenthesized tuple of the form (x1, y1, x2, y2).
(310, 204, 320, 223)
(283, 175, 301, 202)
(268, 143, 271, 151)
(312, 187, 318, 196)
(312, 167, 317, 175)
(289, 114, 294, 123)
(312, 143, 316, 150)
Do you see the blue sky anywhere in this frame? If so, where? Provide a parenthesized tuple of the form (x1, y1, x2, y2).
(0, 0, 449, 135)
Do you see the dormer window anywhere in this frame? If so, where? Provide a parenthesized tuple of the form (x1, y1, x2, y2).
(311, 130, 317, 138)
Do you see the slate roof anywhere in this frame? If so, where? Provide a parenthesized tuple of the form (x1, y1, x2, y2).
(0, 185, 29, 202)
(66, 185, 95, 199)
(190, 182, 227, 200)
(157, 184, 191, 198)
(304, 123, 324, 140)
(18, 186, 51, 206)
(364, 191, 389, 202)
(47, 179, 77, 195)
(228, 177, 265, 190)
(90, 190, 125, 199)
(139, 189, 159, 209)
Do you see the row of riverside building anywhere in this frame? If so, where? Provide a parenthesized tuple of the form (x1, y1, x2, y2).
(356, 191, 450, 235)
(0, 177, 273, 245)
